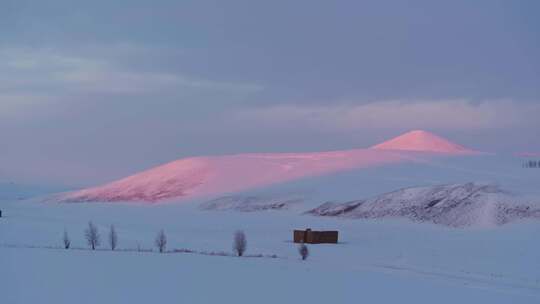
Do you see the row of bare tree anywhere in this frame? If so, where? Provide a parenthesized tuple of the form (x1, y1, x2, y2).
(62, 222, 118, 251)
(523, 160, 540, 168)
(62, 222, 171, 253)
(62, 223, 308, 260)
(61, 223, 249, 256)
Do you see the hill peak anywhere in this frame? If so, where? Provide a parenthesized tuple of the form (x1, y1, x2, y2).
(370, 130, 474, 154)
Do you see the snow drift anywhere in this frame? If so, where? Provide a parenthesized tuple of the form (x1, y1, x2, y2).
(307, 183, 540, 227)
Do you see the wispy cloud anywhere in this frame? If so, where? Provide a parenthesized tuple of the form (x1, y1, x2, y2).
(0, 47, 263, 115)
(234, 99, 540, 131)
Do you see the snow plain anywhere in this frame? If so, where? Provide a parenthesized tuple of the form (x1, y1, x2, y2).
(1, 153, 539, 303)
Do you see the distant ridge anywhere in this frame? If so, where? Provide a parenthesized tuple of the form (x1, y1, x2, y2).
(515, 152, 540, 157)
(370, 130, 474, 154)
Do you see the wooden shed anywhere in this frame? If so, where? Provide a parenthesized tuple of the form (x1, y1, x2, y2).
(293, 228, 338, 244)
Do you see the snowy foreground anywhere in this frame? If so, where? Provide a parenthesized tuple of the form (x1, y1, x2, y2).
(1, 199, 540, 304)
(2, 153, 540, 303)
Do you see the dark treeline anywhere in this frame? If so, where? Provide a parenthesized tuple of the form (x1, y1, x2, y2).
(522, 160, 540, 168)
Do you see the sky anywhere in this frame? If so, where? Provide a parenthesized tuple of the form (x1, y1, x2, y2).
(1, 0, 539, 187)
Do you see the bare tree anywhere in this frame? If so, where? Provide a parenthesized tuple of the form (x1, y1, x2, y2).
(298, 243, 309, 260)
(233, 230, 247, 257)
(62, 229, 71, 249)
(155, 229, 167, 253)
(85, 221, 101, 250)
(108, 225, 118, 251)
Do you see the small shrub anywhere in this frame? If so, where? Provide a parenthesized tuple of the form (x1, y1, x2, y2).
(233, 230, 247, 257)
(108, 225, 118, 250)
(298, 243, 309, 260)
(155, 229, 167, 253)
(84, 221, 101, 250)
(62, 229, 71, 249)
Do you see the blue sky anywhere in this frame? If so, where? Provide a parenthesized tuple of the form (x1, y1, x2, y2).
(1, 0, 539, 186)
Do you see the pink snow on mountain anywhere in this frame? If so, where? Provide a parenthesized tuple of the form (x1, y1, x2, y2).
(62, 150, 404, 203)
(370, 130, 475, 154)
(61, 130, 476, 203)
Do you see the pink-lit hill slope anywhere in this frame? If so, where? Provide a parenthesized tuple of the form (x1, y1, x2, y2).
(61, 130, 476, 203)
(62, 150, 406, 203)
(371, 130, 476, 154)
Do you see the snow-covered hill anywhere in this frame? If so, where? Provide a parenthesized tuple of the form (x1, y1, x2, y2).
(371, 130, 477, 153)
(59, 130, 474, 203)
(3, 134, 540, 304)
(307, 183, 540, 227)
(59, 150, 409, 202)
